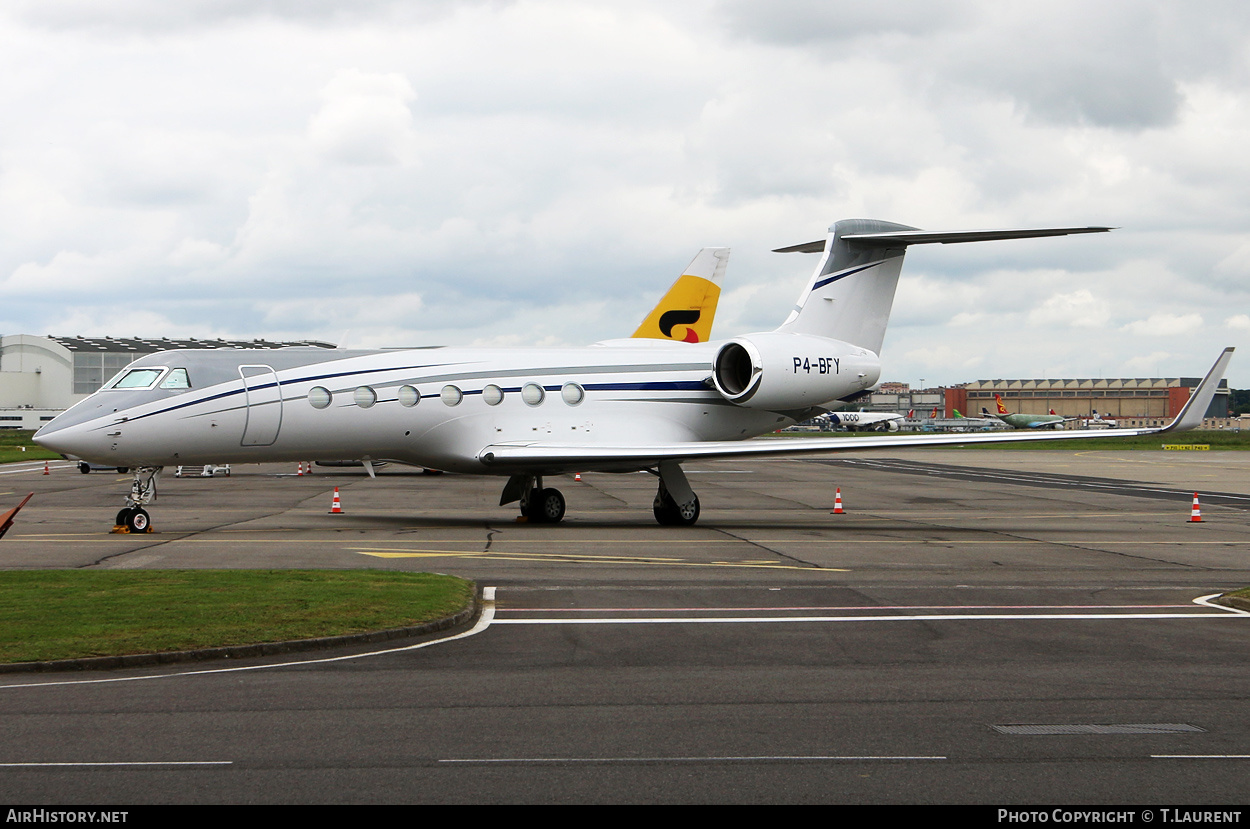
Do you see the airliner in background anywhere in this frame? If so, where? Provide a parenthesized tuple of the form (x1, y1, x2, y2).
(983, 395, 1075, 429)
(814, 410, 906, 431)
(34, 219, 1233, 532)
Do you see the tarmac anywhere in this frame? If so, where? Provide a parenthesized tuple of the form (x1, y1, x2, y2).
(0, 448, 1247, 804)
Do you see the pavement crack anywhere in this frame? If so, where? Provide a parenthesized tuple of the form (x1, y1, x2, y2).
(711, 527, 823, 569)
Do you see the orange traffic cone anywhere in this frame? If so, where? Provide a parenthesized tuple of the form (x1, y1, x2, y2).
(43, 462, 49, 475)
(297, 462, 304, 476)
(1189, 492, 1203, 523)
(832, 487, 844, 514)
(329, 487, 343, 514)
(574, 473, 582, 482)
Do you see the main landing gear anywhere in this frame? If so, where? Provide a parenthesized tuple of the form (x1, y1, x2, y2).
(524, 485, 566, 524)
(653, 482, 700, 526)
(499, 461, 703, 526)
(651, 460, 700, 526)
(112, 466, 162, 534)
(500, 474, 567, 524)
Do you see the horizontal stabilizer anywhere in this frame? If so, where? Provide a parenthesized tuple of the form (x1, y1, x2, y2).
(774, 226, 1113, 254)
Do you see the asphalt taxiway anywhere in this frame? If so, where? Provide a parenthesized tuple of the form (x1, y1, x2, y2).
(0, 449, 1247, 803)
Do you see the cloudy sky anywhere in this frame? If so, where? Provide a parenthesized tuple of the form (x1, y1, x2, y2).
(2, 0, 1248, 386)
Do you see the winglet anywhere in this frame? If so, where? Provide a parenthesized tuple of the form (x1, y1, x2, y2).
(0, 493, 34, 541)
(1159, 348, 1235, 434)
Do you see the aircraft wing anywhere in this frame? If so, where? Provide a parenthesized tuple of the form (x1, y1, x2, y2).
(481, 425, 1154, 469)
(480, 348, 1232, 471)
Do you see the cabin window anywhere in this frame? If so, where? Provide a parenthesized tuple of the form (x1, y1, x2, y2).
(482, 384, 504, 406)
(522, 383, 545, 406)
(160, 368, 191, 389)
(398, 385, 420, 407)
(109, 368, 167, 390)
(441, 385, 463, 406)
(308, 387, 332, 409)
(354, 386, 377, 408)
(561, 383, 584, 406)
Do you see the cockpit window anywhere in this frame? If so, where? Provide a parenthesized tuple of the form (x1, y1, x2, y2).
(160, 368, 191, 389)
(109, 368, 167, 390)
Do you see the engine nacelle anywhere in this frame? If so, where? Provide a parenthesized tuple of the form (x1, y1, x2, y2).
(711, 333, 880, 410)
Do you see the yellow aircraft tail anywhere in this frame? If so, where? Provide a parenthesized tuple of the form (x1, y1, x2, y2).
(632, 248, 728, 343)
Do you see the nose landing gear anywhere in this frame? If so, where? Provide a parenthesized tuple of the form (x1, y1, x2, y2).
(111, 466, 162, 534)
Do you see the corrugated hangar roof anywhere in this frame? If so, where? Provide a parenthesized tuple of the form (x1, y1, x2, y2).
(47, 336, 336, 353)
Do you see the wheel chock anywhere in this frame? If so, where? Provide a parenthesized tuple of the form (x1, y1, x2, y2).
(110, 524, 154, 534)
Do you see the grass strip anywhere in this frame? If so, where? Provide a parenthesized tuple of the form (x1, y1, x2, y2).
(0, 570, 474, 663)
(0, 430, 60, 464)
(938, 431, 1250, 451)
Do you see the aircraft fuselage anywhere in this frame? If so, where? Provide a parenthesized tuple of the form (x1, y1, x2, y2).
(34, 340, 881, 474)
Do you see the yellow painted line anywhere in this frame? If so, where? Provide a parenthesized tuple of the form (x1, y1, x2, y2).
(358, 550, 685, 562)
(354, 538, 1250, 546)
(357, 548, 683, 562)
(11, 534, 1250, 546)
(361, 551, 479, 559)
(355, 550, 845, 571)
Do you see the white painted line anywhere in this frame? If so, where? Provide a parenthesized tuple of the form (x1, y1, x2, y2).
(0, 761, 232, 767)
(493, 612, 1244, 625)
(1194, 593, 1250, 615)
(105, 554, 165, 569)
(0, 587, 498, 690)
(0, 463, 74, 476)
(1152, 755, 1250, 759)
(499, 604, 1197, 613)
(440, 755, 946, 764)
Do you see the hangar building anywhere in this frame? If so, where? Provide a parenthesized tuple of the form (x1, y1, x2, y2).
(946, 376, 1231, 428)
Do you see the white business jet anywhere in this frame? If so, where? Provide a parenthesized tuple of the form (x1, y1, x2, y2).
(33, 219, 1233, 532)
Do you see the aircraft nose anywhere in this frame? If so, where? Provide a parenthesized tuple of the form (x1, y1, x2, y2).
(32, 420, 77, 454)
(33, 418, 103, 460)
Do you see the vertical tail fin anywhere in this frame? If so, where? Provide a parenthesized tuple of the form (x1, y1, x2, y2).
(773, 221, 1112, 355)
(773, 219, 917, 354)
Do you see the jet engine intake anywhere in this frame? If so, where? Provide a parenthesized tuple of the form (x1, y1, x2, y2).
(711, 333, 879, 410)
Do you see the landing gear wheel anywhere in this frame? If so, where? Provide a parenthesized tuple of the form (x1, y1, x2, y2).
(79, 463, 91, 474)
(116, 507, 134, 526)
(538, 487, 565, 524)
(126, 508, 151, 533)
(653, 493, 699, 526)
(673, 495, 699, 526)
(524, 487, 566, 524)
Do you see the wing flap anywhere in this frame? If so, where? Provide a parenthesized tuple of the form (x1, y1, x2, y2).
(480, 425, 1161, 469)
